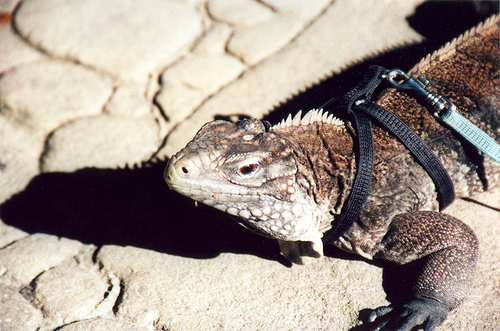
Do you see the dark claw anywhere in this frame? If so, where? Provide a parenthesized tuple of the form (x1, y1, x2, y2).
(369, 305, 393, 323)
(362, 299, 448, 331)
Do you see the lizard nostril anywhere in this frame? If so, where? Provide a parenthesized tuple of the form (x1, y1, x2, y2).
(168, 156, 200, 180)
(176, 162, 195, 178)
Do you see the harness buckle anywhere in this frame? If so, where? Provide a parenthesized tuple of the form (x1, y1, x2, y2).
(382, 69, 456, 117)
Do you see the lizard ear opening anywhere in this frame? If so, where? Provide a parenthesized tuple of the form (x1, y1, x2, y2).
(237, 118, 266, 133)
(263, 120, 272, 131)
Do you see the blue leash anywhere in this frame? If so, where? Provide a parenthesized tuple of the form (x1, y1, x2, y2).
(384, 69, 500, 164)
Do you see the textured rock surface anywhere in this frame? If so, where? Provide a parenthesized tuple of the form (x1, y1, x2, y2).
(0, 0, 498, 330)
(0, 233, 85, 286)
(0, 60, 113, 133)
(0, 220, 27, 248)
(0, 0, 425, 175)
(30, 259, 109, 325)
(55, 318, 146, 331)
(0, 284, 43, 331)
(0, 24, 44, 73)
(40, 114, 162, 172)
(14, 0, 204, 83)
(97, 245, 387, 330)
(0, 116, 44, 203)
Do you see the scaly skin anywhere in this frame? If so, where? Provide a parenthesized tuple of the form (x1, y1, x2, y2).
(165, 15, 500, 330)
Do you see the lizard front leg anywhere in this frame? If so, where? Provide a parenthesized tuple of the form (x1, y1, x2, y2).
(367, 211, 478, 331)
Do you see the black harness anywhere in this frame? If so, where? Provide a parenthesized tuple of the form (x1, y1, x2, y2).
(323, 65, 455, 240)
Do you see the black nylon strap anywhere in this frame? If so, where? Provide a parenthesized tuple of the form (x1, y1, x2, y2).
(322, 66, 383, 240)
(325, 65, 455, 241)
(331, 110, 374, 239)
(355, 102, 455, 209)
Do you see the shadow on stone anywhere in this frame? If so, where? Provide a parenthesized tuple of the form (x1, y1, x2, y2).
(0, 161, 281, 261)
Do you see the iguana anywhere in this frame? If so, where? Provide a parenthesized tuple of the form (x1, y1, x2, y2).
(164, 15, 500, 330)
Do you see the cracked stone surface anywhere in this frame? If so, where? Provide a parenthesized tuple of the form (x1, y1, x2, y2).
(96, 245, 386, 330)
(0, 0, 499, 330)
(0, 283, 43, 331)
(0, 233, 85, 286)
(0, 24, 44, 73)
(27, 251, 115, 327)
(14, 0, 204, 83)
(0, 220, 27, 248)
(55, 318, 146, 331)
(0, 116, 44, 203)
(40, 114, 162, 172)
(0, 60, 114, 134)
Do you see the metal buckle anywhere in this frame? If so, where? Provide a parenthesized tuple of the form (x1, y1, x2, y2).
(381, 69, 456, 117)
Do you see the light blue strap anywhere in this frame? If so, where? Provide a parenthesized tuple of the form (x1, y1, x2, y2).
(383, 69, 500, 164)
(439, 106, 500, 163)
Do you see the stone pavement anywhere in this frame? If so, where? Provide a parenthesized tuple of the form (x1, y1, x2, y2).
(0, 0, 499, 330)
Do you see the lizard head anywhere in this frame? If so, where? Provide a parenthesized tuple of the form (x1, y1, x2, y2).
(164, 117, 323, 243)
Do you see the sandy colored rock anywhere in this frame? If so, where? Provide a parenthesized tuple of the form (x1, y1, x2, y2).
(0, 284, 43, 331)
(0, 116, 43, 204)
(31, 259, 110, 325)
(155, 83, 206, 126)
(207, 0, 274, 26)
(157, 47, 246, 128)
(40, 114, 161, 172)
(0, 25, 44, 73)
(261, 0, 331, 20)
(15, 0, 203, 83)
(0, 219, 28, 248)
(97, 245, 387, 330)
(104, 85, 152, 118)
(227, 16, 305, 66)
(56, 317, 147, 331)
(0, 0, 20, 12)
(0, 233, 85, 286)
(161, 53, 246, 95)
(0, 60, 113, 134)
(192, 23, 233, 54)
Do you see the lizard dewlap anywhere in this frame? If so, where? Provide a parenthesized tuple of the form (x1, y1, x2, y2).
(165, 15, 500, 331)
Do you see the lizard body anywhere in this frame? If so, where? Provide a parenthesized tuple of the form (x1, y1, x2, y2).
(165, 15, 500, 330)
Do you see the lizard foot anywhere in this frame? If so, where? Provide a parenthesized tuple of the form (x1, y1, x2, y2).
(364, 298, 448, 331)
(277, 238, 323, 265)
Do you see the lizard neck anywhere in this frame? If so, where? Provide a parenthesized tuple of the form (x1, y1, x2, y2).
(271, 121, 355, 231)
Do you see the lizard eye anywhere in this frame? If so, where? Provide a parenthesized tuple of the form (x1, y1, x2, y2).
(238, 163, 259, 176)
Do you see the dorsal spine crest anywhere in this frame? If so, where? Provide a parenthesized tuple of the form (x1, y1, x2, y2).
(271, 109, 344, 130)
(410, 14, 499, 75)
